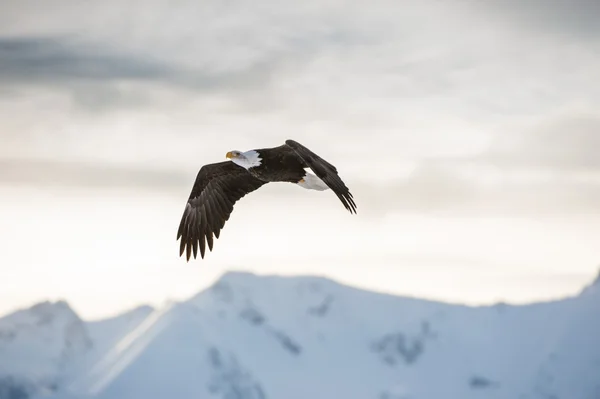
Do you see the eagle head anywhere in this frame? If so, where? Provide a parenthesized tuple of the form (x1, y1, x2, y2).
(226, 150, 242, 159)
(225, 150, 262, 169)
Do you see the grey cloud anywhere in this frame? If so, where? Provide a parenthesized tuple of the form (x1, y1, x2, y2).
(484, 113, 600, 173)
(379, 164, 477, 212)
(473, 0, 600, 42)
(1, 0, 597, 119)
(0, 36, 180, 111)
(0, 158, 191, 192)
(350, 162, 600, 217)
(357, 111, 600, 216)
(0, 35, 296, 111)
(0, 2, 500, 114)
(2, 156, 600, 217)
(0, 0, 599, 220)
(0, 37, 174, 83)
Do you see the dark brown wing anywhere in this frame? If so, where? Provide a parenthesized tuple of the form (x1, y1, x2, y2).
(285, 139, 357, 214)
(177, 161, 266, 261)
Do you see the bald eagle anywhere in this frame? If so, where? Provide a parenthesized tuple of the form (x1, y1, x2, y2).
(176, 139, 357, 261)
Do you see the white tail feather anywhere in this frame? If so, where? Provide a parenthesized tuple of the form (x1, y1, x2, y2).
(297, 173, 329, 191)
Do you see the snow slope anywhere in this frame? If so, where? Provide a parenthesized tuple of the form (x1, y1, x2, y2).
(1, 271, 599, 399)
(0, 301, 92, 398)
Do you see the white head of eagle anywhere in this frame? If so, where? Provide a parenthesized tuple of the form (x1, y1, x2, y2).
(226, 149, 262, 169)
(176, 139, 357, 261)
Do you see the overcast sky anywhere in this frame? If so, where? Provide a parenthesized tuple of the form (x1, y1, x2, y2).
(1, 0, 599, 319)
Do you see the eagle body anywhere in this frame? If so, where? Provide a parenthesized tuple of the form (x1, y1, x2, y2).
(237, 145, 307, 183)
(177, 139, 356, 261)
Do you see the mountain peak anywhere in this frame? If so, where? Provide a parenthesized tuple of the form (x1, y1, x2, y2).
(1, 300, 80, 329)
(213, 270, 342, 288)
(2, 273, 600, 399)
(0, 299, 92, 389)
(216, 270, 260, 283)
(579, 266, 600, 296)
(593, 267, 600, 286)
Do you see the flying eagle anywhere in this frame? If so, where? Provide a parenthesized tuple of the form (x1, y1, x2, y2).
(176, 139, 357, 261)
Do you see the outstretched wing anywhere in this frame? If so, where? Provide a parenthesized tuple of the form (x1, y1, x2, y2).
(285, 139, 357, 214)
(177, 161, 266, 261)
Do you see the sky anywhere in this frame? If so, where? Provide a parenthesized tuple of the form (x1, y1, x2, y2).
(1, 0, 599, 320)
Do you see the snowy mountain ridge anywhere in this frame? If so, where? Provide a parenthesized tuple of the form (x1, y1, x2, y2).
(1, 270, 599, 399)
(581, 268, 600, 296)
(0, 300, 92, 398)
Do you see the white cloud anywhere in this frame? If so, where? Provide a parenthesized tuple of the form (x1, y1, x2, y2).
(0, 0, 599, 216)
(486, 111, 600, 173)
(3, 0, 600, 319)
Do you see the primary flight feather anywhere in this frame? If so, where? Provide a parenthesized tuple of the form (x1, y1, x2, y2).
(176, 139, 357, 261)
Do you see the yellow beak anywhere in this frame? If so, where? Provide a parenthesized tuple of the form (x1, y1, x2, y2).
(226, 151, 233, 159)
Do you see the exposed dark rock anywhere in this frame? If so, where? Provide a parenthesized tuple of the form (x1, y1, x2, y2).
(0, 330, 16, 342)
(308, 282, 322, 293)
(372, 333, 423, 365)
(0, 376, 34, 399)
(207, 347, 267, 399)
(239, 308, 266, 326)
(211, 282, 233, 303)
(493, 302, 509, 314)
(371, 324, 434, 366)
(307, 295, 333, 317)
(379, 391, 411, 399)
(420, 320, 437, 339)
(268, 329, 302, 356)
(469, 375, 498, 389)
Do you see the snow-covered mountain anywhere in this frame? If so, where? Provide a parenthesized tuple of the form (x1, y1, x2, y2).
(0, 300, 92, 398)
(1, 271, 599, 399)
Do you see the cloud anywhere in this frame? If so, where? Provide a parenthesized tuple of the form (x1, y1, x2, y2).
(372, 109, 600, 216)
(1, 0, 598, 120)
(0, 37, 173, 83)
(472, 0, 600, 42)
(369, 164, 600, 217)
(0, 35, 292, 112)
(0, 158, 190, 192)
(0, 0, 599, 219)
(482, 111, 600, 174)
(5, 155, 599, 219)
